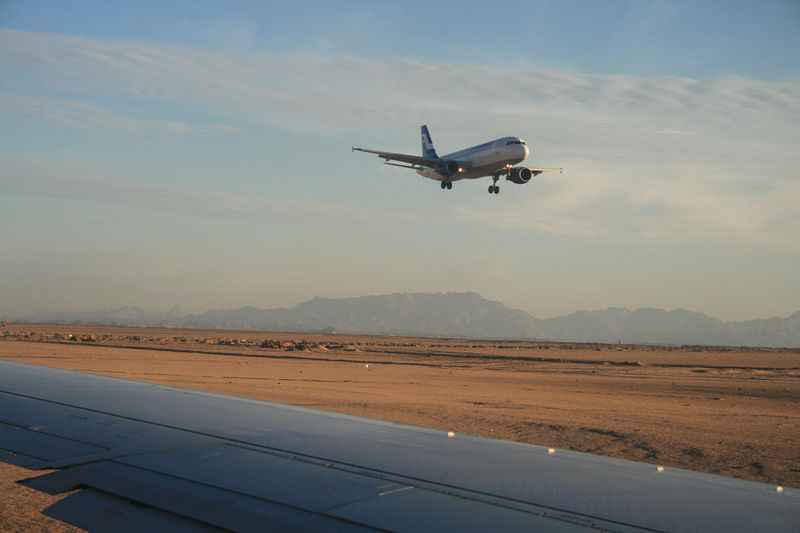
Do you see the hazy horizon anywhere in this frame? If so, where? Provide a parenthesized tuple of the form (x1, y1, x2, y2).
(7, 290, 799, 324)
(2, 2, 798, 323)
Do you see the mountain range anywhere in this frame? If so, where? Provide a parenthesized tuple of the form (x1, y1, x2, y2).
(8, 292, 800, 348)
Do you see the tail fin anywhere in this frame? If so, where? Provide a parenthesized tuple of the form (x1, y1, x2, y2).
(421, 125, 438, 159)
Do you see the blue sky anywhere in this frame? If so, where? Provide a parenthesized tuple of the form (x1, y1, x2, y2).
(1, 1, 799, 321)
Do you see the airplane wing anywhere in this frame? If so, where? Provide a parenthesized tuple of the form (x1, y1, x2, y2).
(1, 360, 798, 532)
(352, 147, 469, 171)
(528, 168, 564, 174)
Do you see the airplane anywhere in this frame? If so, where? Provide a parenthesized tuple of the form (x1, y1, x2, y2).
(1, 359, 798, 532)
(353, 125, 563, 194)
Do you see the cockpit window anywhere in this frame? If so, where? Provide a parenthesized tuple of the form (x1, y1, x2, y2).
(505, 140, 526, 145)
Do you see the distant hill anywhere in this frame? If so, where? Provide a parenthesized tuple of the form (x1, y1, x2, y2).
(540, 307, 800, 347)
(7, 292, 800, 347)
(157, 292, 542, 340)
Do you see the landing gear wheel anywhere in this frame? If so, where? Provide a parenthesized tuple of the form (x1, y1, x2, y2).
(441, 181, 447, 190)
(490, 173, 501, 195)
(446, 181, 452, 190)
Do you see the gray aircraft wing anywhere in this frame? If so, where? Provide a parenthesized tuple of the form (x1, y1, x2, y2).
(352, 147, 441, 169)
(351, 147, 471, 173)
(528, 167, 564, 174)
(1, 360, 797, 532)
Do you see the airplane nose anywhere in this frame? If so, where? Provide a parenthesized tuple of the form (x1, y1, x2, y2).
(522, 144, 530, 159)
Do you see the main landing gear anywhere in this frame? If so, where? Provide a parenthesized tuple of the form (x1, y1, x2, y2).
(440, 180, 453, 190)
(488, 173, 500, 194)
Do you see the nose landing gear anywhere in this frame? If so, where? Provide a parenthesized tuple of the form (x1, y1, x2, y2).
(440, 181, 453, 190)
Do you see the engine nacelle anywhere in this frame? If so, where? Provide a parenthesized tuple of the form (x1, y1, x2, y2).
(506, 167, 533, 184)
(437, 160, 461, 177)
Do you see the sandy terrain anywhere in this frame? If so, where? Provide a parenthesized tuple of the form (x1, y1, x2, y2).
(1, 323, 799, 531)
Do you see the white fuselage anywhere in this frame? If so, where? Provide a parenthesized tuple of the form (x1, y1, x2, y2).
(417, 136, 530, 182)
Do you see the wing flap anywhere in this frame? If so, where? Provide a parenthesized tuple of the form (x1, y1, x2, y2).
(44, 488, 226, 533)
(25, 460, 369, 533)
(0, 421, 107, 466)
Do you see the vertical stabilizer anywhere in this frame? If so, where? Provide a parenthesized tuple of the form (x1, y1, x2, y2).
(421, 125, 438, 159)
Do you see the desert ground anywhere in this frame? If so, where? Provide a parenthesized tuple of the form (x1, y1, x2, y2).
(1, 323, 799, 532)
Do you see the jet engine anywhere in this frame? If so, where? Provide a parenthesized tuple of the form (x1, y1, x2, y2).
(437, 160, 461, 177)
(506, 167, 533, 184)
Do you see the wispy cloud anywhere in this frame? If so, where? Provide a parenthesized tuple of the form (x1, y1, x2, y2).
(0, 158, 434, 226)
(1, 28, 798, 248)
(0, 94, 239, 135)
(2, 28, 797, 140)
(450, 157, 800, 249)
